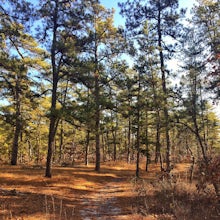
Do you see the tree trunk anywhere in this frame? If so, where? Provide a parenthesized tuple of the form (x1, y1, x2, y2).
(112, 128, 117, 161)
(136, 130, 140, 178)
(59, 120, 64, 163)
(45, 0, 59, 178)
(127, 114, 131, 163)
(155, 110, 161, 163)
(85, 129, 90, 165)
(94, 72, 100, 172)
(93, 8, 101, 171)
(157, 4, 171, 172)
(111, 108, 118, 161)
(45, 115, 57, 177)
(150, 70, 161, 164)
(145, 111, 150, 172)
(11, 116, 21, 165)
(11, 80, 22, 165)
(101, 131, 106, 162)
(27, 140, 32, 162)
(136, 73, 141, 178)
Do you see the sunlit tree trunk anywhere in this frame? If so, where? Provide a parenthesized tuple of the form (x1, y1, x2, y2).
(45, 0, 59, 178)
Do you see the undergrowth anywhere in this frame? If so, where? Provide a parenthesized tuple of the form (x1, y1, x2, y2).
(133, 172, 220, 220)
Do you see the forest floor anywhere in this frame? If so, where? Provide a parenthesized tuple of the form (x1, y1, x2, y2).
(0, 161, 219, 220)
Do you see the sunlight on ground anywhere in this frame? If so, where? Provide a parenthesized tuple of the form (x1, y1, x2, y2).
(0, 161, 192, 219)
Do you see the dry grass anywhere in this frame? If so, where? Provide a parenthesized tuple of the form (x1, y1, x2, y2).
(0, 161, 150, 219)
(133, 163, 220, 220)
(0, 162, 219, 219)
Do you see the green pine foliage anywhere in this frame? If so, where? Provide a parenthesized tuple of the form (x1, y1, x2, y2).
(0, 0, 219, 182)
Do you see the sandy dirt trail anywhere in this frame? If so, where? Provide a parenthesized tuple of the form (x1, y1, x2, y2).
(0, 164, 146, 219)
(78, 177, 132, 219)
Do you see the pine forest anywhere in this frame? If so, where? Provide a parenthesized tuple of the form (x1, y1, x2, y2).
(0, 0, 220, 219)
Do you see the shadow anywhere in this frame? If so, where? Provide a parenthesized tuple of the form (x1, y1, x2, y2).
(0, 164, 137, 219)
(0, 186, 135, 219)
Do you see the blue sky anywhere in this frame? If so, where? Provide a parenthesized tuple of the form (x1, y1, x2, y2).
(100, 0, 196, 26)
(99, 0, 219, 117)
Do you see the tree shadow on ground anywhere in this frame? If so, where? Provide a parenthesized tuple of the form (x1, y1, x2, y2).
(0, 164, 137, 219)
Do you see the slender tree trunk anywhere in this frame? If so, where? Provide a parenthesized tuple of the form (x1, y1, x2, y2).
(112, 126, 117, 161)
(105, 131, 110, 159)
(193, 115, 207, 162)
(155, 110, 161, 163)
(145, 110, 150, 172)
(28, 140, 32, 162)
(112, 130, 117, 161)
(136, 127, 140, 178)
(191, 78, 219, 200)
(36, 136, 40, 165)
(191, 74, 207, 162)
(101, 131, 106, 162)
(59, 120, 64, 163)
(85, 88, 91, 166)
(150, 71, 161, 164)
(45, 0, 59, 178)
(85, 129, 90, 165)
(136, 73, 141, 178)
(94, 37, 100, 170)
(127, 110, 131, 163)
(11, 79, 21, 165)
(93, 6, 101, 171)
(35, 116, 42, 164)
(157, 4, 171, 172)
(112, 108, 118, 161)
(95, 72, 100, 171)
(58, 80, 68, 163)
(11, 114, 21, 165)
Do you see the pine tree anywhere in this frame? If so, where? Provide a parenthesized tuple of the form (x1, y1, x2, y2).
(179, 24, 220, 200)
(36, 0, 86, 177)
(0, 1, 47, 165)
(75, 0, 121, 171)
(192, 0, 220, 99)
(119, 0, 185, 171)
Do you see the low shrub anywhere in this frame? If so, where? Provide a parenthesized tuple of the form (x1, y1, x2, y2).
(133, 171, 220, 220)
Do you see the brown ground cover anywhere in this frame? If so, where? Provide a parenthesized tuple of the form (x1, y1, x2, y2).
(0, 161, 156, 219)
(0, 162, 219, 220)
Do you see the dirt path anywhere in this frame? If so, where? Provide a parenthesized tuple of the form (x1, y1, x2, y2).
(1, 163, 218, 219)
(79, 177, 130, 219)
(0, 163, 141, 219)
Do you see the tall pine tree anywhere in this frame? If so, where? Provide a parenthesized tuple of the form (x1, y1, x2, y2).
(119, 0, 185, 171)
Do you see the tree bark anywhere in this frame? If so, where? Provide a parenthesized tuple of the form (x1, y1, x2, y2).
(127, 104, 131, 163)
(45, 0, 59, 178)
(94, 71, 100, 171)
(145, 111, 150, 172)
(136, 73, 141, 178)
(157, 2, 171, 172)
(59, 120, 64, 163)
(111, 111, 118, 161)
(85, 129, 90, 165)
(155, 110, 161, 164)
(11, 76, 22, 165)
(11, 113, 21, 165)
